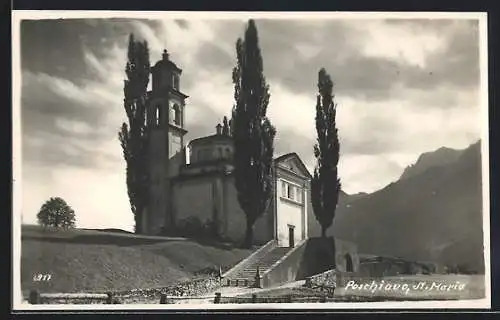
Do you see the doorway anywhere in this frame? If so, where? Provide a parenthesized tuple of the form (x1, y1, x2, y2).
(345, 254, 354, 272)
(288, 225, 295, 248)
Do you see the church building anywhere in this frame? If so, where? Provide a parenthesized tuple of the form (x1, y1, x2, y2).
(142, 50, 312, 247)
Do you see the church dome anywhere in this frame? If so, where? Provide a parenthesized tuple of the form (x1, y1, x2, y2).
(188, 121, 233, 164)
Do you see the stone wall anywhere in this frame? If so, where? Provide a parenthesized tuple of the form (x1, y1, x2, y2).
(304, 269, 360, 289)
(173, 178, 214, 226)
(32, 277, 223, 304)
(305, 269, 338, 288)
(358, 258, 439, 278)
(261, 240, 308, 288)
(295, 237, 336, 279)
(116, 276, 222, 301)
(160, 277, 221, 297)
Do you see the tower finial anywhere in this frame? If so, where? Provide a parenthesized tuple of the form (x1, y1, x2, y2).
(162, 49, 169, 60)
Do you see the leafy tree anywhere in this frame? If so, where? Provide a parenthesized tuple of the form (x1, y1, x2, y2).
(311, 68, 341, 237)
(118, 34, 151, 234)
(231, 20, 276, 248)
(37, 197, 76, 229)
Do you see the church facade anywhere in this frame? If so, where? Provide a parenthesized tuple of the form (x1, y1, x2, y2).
(142, 50, 312, 247)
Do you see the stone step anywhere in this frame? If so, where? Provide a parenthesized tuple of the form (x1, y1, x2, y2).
(225, 247, 292, 282)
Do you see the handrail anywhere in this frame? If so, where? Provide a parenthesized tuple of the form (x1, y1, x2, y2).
(261, 239, 307, 277)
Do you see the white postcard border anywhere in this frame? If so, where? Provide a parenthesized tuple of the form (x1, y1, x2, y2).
(11, 10, 491, 311)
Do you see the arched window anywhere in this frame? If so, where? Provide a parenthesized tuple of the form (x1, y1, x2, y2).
(173, 74, 180, 90)
(172, 104, 181, 126)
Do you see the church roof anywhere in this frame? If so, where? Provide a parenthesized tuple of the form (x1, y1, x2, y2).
(153, 60, 182, 72)
(274, 152, 312, 179)
(188, 134, 232, 146)
(152, 49, 182, 73)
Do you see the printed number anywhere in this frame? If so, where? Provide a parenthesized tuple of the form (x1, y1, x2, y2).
(33, 273, 52, 282)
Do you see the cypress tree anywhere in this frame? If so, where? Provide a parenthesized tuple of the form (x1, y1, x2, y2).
(118, 34, 151, 233)
(231, 20, 276, 248)
(311, 68, 341, 237)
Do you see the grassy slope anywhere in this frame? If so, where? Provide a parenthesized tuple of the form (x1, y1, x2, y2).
(21, 225, 253, 294)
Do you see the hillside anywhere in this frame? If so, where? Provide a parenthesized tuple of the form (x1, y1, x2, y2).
(399, 146, 465, 181)
(347, 192, 369, 202)
(21, 225, 253, 294)
(308, 141, 484, 272)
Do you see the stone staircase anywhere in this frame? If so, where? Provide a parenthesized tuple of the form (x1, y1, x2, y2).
(223, 246, 292, 287)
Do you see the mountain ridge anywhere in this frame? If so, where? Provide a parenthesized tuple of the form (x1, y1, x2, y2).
(399, 145, 466, 181)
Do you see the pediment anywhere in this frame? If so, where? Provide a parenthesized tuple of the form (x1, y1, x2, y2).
(275, 153, 311, 178)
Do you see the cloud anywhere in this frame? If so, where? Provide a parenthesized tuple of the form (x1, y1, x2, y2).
(252, 19, 479, 103)
(21, 70, 121, 169)
(337, 93, 480, 156)
(340, 153, 406, 193)
(356, 20, 445, 68)
(20, 18, 158, 85)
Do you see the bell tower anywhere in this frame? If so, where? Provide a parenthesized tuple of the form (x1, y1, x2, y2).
(145, 49, 189, 235)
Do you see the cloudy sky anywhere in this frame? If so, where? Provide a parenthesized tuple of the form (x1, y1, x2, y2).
(16, 14, 484, 231)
